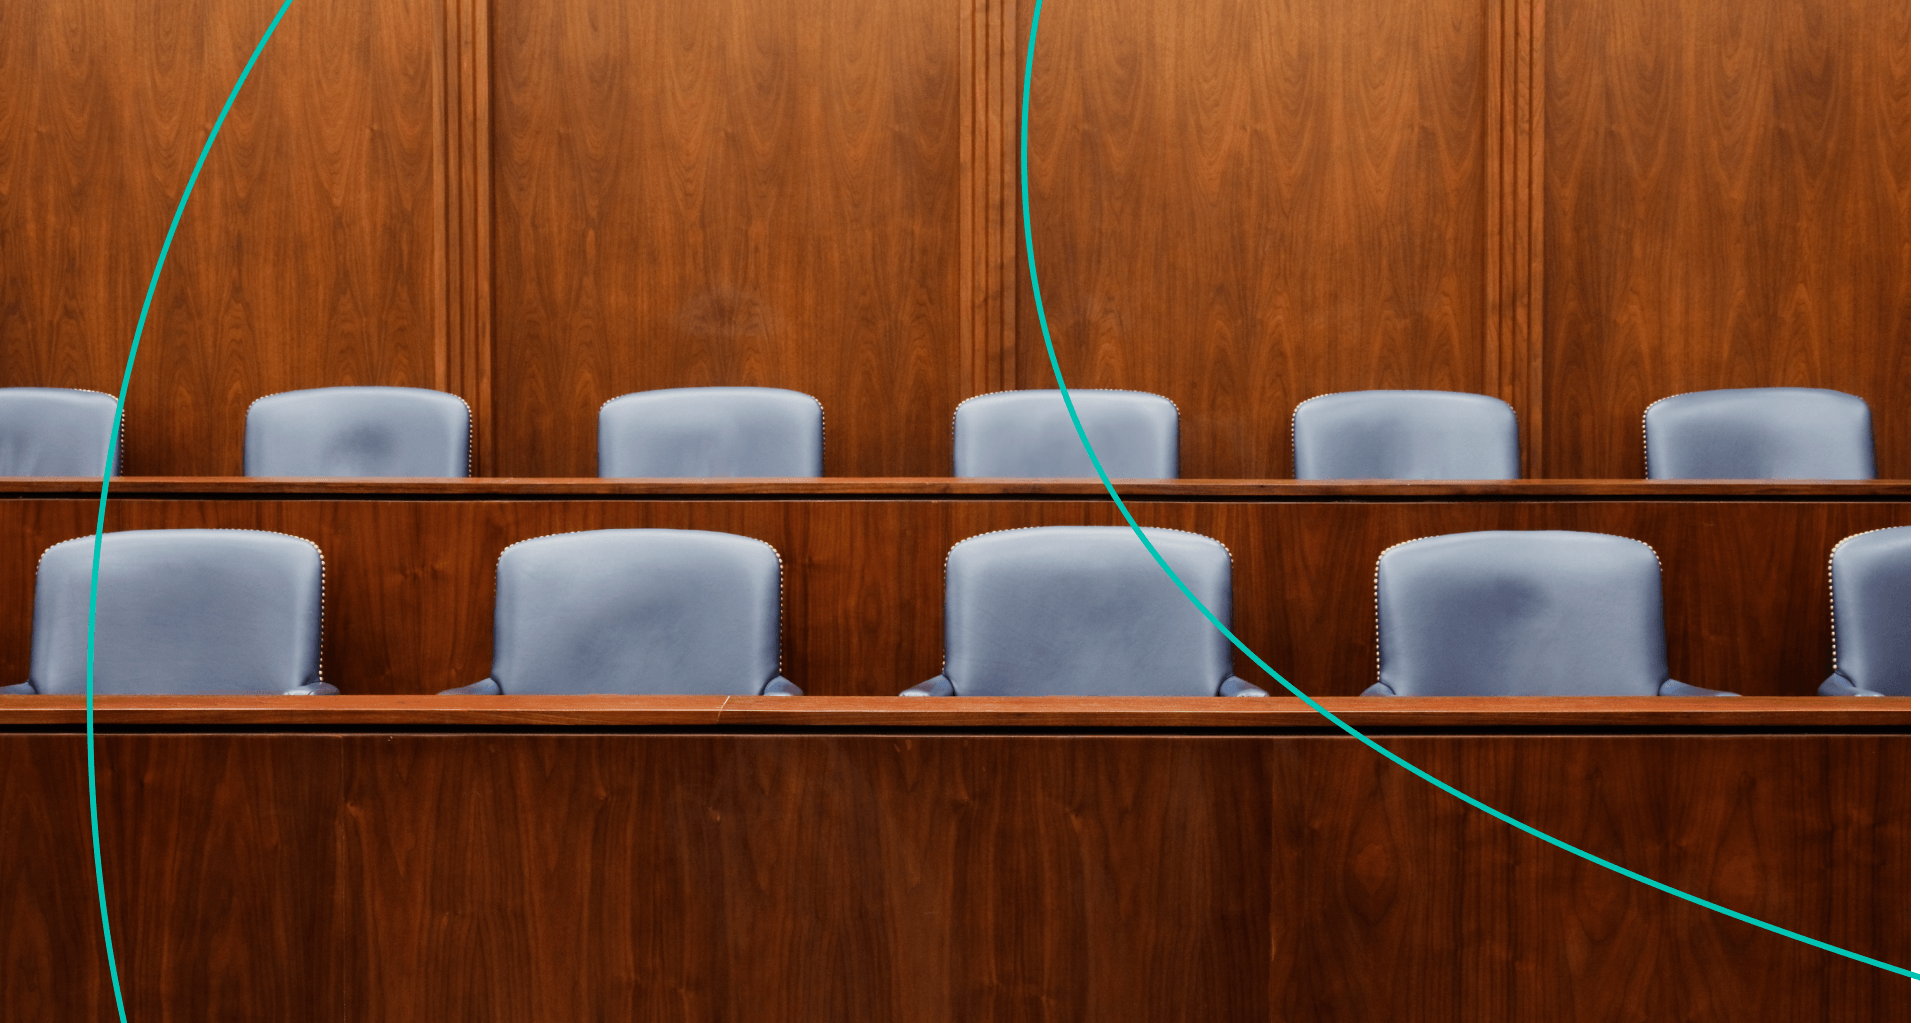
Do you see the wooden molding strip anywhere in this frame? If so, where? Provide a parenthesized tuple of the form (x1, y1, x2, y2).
(438, 0, 494, 476)
(961, 0, 1020, 396)
(1486, 0, 1547, 476)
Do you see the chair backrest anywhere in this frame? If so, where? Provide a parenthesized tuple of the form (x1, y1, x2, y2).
(489, 529, 783, 695)
(30, 529, 323, 694)
(1644, 387, 1874, 479)
(245, 386, 471, 477)
(0, 388, 119, 477)
(941, 526, 1233, 696)
(1375, 530, 1670, 696)
(1293, 390, 1518, 480)
(953, 390, 1178, 478)
(599, 387, 823, 478)
(1829, 526, 1910, 696)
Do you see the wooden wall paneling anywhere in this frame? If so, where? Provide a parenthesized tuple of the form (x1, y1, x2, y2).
(3, 730, 1900, 1018)
(0, 0, 448, 476)
(1486, 0, 1546, 474)
(962, 0, 1020, 398)
(1542, 0, 1911, 478)
(438, 0, 495, 475)
(1012, 0, 1490, 478)
(0, 736, 346, 1021)
(488, 0, 965, 478)
(1271, 736, 1908, 1020)
(0, 496, 1899, 696)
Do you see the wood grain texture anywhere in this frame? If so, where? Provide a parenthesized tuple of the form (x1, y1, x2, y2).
(1014, 0, 1490, 479)
(1543, 0, 1911, 478)
(0, 477, 1906, 499)
(0, 694, 1908, 731)
(1486, 0, 1546, 472)
(0, 0, 447, 476)
(0, 731, 1904, 1019)
(0, 495, 1901, 696)
(0, 736, 343, 1022)
(488, 0, 963, 478)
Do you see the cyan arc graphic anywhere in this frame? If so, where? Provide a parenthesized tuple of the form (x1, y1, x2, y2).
(84, 3, 297, 1021)
(1015, 0, 1912, 982)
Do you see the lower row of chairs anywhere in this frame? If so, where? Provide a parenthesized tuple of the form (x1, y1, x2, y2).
(0, 525, 1906, 698)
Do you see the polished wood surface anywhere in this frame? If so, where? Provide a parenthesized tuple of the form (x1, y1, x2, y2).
(0, 0, 448, 476)
(1543, 0, 1910, 478)
(0, 720, 1904, 1019)
(0, 491, 1901, 697)
(0, 695, 1905, 730)
(488, 0, 964, 479)
(0, 477, 1904, 500)
(1015, 0, 1493, 480)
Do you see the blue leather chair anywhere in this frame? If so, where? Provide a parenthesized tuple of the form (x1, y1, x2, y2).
(1364, 530, 1733, 697)
(1644, 387, 1875, 479)
(245, 386, 471, 477)
(443, 529, 800, 696)
(952, 390, 1179, 478)
(1292, 390, 1518, 480)
(0, 388, 120, 477)
(1818, 526, 1909, 697)
(599, 387, 824, 478)
(901, 526, 1264, 697)
(0, 529, 334, 695)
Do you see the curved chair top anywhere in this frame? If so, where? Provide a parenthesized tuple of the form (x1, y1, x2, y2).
(487, 528, 784, 695)
(0, 387, 120, 477)
(953, 389, 1179, 479)
(245, 386, 471, 478)
(599, 387, 823, 478)
(1292, 389, 1518, 480)
(29, 529, 324, 695)
(1375, 530, 1671, 697)
(939, 525, 1234, 696)
(1828, 526, 1910, 696)
(1644, 387, 1874, 480)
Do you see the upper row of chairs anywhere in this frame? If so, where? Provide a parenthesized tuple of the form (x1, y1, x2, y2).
(0, 384, 1883, 480)
(2, 523, 1905, 699)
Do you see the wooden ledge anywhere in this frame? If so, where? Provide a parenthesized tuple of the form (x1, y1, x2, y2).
(0, 477, 1905, 502)
(0, 694, 1904, 731)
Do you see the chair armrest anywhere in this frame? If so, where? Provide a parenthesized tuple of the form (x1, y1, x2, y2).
(760, 676, 803, 696)
(900, 675, 956, 697)
(440, 679, 503, 696)
(283, 682, 339, 696)
(1817, 673, 1885, 697)
(1360, 681, 1395, 697)
(0, 681, 37, 695)
(1658, 679, 1739, 698)
(1216, 676, 1268, 697)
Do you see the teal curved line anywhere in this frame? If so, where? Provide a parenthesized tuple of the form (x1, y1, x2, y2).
(1017, 0, 1912, 981)
(84, 3, 295, 1019)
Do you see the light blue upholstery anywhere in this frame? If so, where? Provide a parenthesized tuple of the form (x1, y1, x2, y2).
(1292, 390, 1518, 480)
(1366, 530, 1733, 697)
(1819, 526, 1909, 697)
(15, 529, 332, 696)
(901, 526, 1261, 697)
(953, 390, 1178, 478)
(1644, 387, 1875, 480)
(445, 528, 797, 696)
(245, 386, 470, 478)
(0, 388, 119, 477)
(599, 387, 824, 478)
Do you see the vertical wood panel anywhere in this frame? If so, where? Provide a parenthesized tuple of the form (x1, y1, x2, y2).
(0, 0, 447, 475)
(1543, 0, 1910, 478)
(1014, 0, 1489, 478)
(962, 0, 1020, 397)
(488, 0, 964, 478)
(439, 0, 494, 474)
(1486, 0, 1547, 474)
